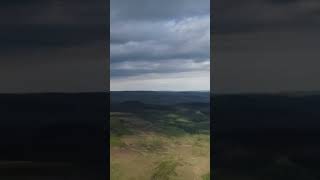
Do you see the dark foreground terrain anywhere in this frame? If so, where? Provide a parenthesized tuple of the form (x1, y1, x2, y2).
(213, 93, 320, 179)
(0, 93, 107, 179)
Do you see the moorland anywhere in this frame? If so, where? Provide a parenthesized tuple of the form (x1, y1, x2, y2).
(110, 91, 210, 180)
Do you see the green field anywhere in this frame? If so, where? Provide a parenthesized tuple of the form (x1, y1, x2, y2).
(110, 102, 210, 180)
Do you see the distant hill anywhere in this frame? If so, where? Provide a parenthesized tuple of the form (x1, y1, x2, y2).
(111, 91, 210, 105)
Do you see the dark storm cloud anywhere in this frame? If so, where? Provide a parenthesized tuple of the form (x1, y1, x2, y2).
(0, 0, 108, 92)
(110, 0, 210, 90)
(213, 0, 320, 93)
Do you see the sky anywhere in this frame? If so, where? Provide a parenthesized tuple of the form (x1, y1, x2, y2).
(213, 0, 320, 94)
(4, 0, 319, 93)
(110, 0, 210, 91)
(0, 0, 108, 93)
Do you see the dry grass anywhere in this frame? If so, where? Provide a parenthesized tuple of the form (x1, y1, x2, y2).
(110, 132, 209, 180)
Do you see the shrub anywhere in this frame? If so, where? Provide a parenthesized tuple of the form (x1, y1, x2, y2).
(110, 117, 132, 136)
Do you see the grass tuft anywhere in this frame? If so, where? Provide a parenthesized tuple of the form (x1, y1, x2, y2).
(110, 135, 126, 148)
(110, 163, 122, 180)
(201, 172, 210, 180)
(137, 137, 165, 153)
(151, 159, 180, 180)
(158, 125, 186, 137)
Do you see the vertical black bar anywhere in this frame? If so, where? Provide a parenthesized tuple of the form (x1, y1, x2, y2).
(0, 0, 108, 179)
(210, 0, 215, 179)
(212, 0, 320, 180)
(106, 0, 111, 178)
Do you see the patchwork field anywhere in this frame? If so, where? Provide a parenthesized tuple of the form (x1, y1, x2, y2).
(110, 100, 210, 180)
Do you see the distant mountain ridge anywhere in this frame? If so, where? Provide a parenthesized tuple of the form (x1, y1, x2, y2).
(110, 91, 210, 105)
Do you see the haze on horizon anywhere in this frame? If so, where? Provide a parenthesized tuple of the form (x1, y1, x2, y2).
(110, 0, 210, 91)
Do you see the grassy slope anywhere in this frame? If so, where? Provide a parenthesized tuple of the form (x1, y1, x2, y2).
(110, 102, 210, 180)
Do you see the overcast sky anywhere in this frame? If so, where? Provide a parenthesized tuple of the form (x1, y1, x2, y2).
(4, 0, 319, 93)
(0, 0, 108, 93)
(213, 0, 320, 94)
(110, 0, 210, 91)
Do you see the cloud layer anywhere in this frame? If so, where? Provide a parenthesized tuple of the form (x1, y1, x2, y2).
(111, 0, 210, 91)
